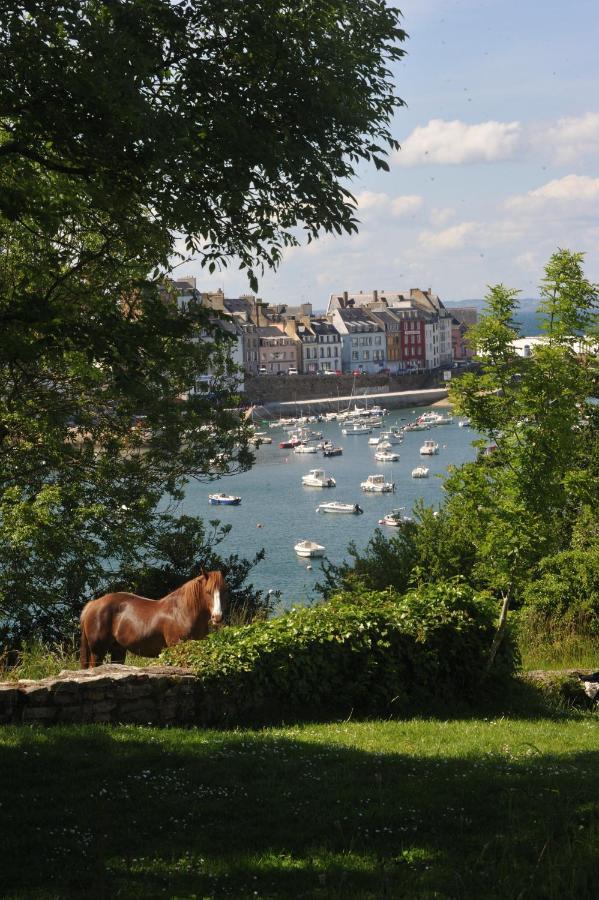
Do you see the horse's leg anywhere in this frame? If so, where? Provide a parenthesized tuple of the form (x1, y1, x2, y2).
(80, 627, 91, 669)
(110, 642, 126, 665)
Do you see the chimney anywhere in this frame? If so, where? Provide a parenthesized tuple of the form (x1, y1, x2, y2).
(373, 289, 378, 303)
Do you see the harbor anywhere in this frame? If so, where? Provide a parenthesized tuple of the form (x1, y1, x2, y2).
(182, 402, 480, 606)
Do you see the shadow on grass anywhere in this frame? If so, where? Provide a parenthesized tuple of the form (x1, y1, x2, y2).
(0, 719, 598, 899)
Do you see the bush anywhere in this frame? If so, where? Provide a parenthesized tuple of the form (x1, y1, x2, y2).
(520, 548, 599, 636)
(162, 580, 516, 725)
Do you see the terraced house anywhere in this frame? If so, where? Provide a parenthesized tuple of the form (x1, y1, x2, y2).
(328, 307, 387, 374)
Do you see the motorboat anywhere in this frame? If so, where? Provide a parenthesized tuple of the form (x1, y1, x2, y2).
(458, 418, 471, 428)
(294, 540, 326, 558)
(342, 423, 372, 435)
(294, 443, 319, 454)
(249, 431, 272, 445)
(322, 446, 343, 457)
(208, 493, 241, 505)
(368, 436, 380, 446)
(360, 474, 395, 493)
(279, 439, 294, 449)
(379, 429, 402, 445)
(316, 501, 364, 515)
(404, 421, 431, 432)
(417, 412, 453, 426)
(411, 466, 430, 478)
(378, 508, 413, 527)
(302, 468, 336, 488)
(375, 450, 400, 462)
(419, 440, 439, 455)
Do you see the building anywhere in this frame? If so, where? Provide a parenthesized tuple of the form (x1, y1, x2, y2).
(256, 325, 301, 374)
(328, 308, 387, 373)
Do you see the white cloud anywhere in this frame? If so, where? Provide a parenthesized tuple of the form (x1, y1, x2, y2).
(390, 195, 424, 217)
(396, 118, 522, 166)
(355, 191, 391, 211)
(506, 174, 599, 214)
(355, 191, 423, 218)
(530, 112, 599, 165)
(419, 221, 476, 250)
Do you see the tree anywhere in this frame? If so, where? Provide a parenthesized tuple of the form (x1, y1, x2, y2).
(0, 1, 407, 644)
(320, 251, 598, 619)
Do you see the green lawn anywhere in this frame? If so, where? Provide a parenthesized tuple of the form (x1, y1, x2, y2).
(1, 714, 598, 899)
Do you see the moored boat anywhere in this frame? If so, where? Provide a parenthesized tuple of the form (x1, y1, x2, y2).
(378, 508, 413, 527)
(208, 493, 242, 506)
(411, 466, 430, 478)
(316, 501, 364, 515)
(360, 474, 395, 493)
(302, 468, 336, 488)
(374, 450, 400, 462)
(294, 539, 326, 558)
(322, 445, 343, 457)
(294, 443, 319, 454)
(342, 423, 372, 435)
(419, 440, 439, 455)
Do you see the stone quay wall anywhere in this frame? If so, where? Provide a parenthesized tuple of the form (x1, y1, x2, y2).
(244, 371, 438, 405)
(0, 665, 201, 726)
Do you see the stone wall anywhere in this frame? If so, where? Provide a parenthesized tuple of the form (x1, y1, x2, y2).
(0, 665, 200, 726)
(244, 371, 438, 405)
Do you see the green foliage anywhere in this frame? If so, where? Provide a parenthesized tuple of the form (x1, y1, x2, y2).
(519, 547, 599, 636)
(162, 580, 516, 724)
(0, 0, 407, 648)
(0, 0, 406, 282)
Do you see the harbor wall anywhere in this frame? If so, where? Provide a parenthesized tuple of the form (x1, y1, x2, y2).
(244, 371, 440, 405)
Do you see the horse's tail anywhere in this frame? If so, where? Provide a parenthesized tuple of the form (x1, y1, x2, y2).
(79, 605, 91, 669)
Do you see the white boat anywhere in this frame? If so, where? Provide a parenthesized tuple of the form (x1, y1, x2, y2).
(294, 443, 319, 454)
(249, 431, 272, 445)
(378, 508, 413, 527)
(342, 423, 372, 435)
(294, 540, 326, 558)
(302, 468, 336, 488)
(411, 466, 430, 478)
(458, 418, 471, 428)
(417, 412, 453, 426)
(360, 474, 395, 493)
(419, 440, 439, 455)
(404, 421, 431, 432)
(368, 436, 380, 446)
(379, 428, 403, 445)
(316, 501, 364, 515)
(375, 450, 400, 462)
(208, 493, 242, 506)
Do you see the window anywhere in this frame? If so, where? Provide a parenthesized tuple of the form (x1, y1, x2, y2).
(363, 350, 370, 360)
(375, 336, 381, 345)
(352, 351, 359, 361)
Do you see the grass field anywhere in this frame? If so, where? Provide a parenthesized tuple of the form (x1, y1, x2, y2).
(1, 711, 598, 899)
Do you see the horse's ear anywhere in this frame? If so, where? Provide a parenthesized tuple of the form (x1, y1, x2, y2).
(220, 563, 229, 578)
(198, 565, 207, 578)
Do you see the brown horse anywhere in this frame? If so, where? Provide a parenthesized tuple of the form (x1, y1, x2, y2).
(79, 569, 228, 668)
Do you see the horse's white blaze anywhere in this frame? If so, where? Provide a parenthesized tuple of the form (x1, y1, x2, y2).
(211, 588, 222, 620)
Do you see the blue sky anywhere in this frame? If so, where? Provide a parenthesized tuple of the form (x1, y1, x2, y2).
(181, 0, 599, 306)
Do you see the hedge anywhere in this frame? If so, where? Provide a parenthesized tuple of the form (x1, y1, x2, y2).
(161, 580, 516, 724)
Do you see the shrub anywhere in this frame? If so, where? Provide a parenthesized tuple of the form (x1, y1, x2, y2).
(519, 548, 599, 637)
(162, 580, 516, 725)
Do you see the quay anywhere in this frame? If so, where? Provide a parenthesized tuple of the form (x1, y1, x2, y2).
(255, 386, 449, 417)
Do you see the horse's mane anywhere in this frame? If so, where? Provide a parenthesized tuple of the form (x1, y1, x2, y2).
(182, 570, 224, 612)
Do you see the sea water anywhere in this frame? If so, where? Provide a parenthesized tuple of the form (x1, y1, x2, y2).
(181, 406, 483, 607)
